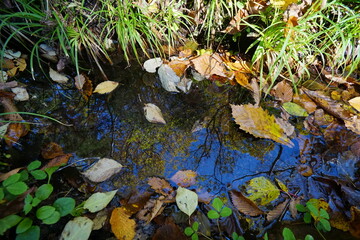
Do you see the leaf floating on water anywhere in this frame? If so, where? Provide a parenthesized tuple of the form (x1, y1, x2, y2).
(230, 104, 293, 147)
(82, 158, 123, 183)
(110, 207, 136, 240)
(176, 187, 198, 216)
(144, 103, 166, 124)
(136, 197, 165, 223)
(157, 64, 180, 92)
(230, 190, 264, 216)
(148, 177, 174, 198)
(84, 190, 117, 213)
(49, 67, 68, 84)
(282, 102, 308, 117)
(60, 217, 93, 240)
(245, 177, 280, 206)
(191, 53, 228, 79)
(266, 200, 289, 221)
(74, 74, 86, 90)
(93, 81, 119, 94)
(344, 115, 360, 135)
(170, 170, 197, 188)
(143, 58, 163, 73)
(11, 87, 29, 101)
(348, 97, 360, 112)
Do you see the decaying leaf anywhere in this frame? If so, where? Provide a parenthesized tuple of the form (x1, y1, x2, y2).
(223, 9, 248, 34)
(148, 177, 174, 199)
(230, 190, 264, 216)
(82, 158, 123, 183)
(93, 81, 119, 94)
(0, 123, 9, 137)
(297, 164, 313, 177)
(275, 117, 295, 137)
(60, 217, 93, 240)
(49, 67, 68, 84)
(230, 104, 293, 147)
(345, 115, 360, 135)
(270, 0, 297, 9)
(84, 190, 117, 213)
(245, 177, 280, 206)
(136, 197, 165, 223)
(289, 197, 301, 219)
(170, 170, 197, 187)
(153, 221, 187, 240)
(330, 211, 350, 232)
(42, 153, 72, 170)
(275, 178, 288, 193)
(282, 102, 309, 117)
(143, 103, 166, 124)
(157, 64, 180, 92)
(191, 53, 228, 79)
(110, 207, 136, 240)
(266, 200, 289, 221)
(293, 93, 317, 114)
(234, 72, 252, 90)
(176, 187, 198, 216)
(41, 142, 64, 159)
(74, 74, 86, 90)
(271, 80, 293, 103)
(5, 123, 30, 146)
(11, 87, 29, 101)
(350, 206, 360, 238)
(143, 58, 163, 73)
(0, 167, 23, 182)
(92, 209, 110, 230)
(168, 59, 191, 77)
(349, 97, 360, 112)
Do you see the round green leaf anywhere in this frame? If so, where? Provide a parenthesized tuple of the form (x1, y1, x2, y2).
(53, 197, 76, 216)
(6, 182, 28, 195)
(220, 207, 232, 217)
(207, 210, 220, 219)
(295, 204, 307, 212)
(282, 227, 296, 240)
(232, 232, 239, 240)
(319, 219, 331, 232)
(31, 197, 41, 207)
(304, 212, 312, 223)
(35, 184, 53, 200)
(282, 102, 308, 117)
(36, 206, 56, 220)
(16, 217, 33, 234)
(211, 198, 224, 212)
(305, 235, 314, 240)
(16, 225, 40, 240)
(3, 173, 21, 187)
(191, 233, 199, 240)
(30, 170, 47, 180)
(192, 221, 199, 231)
(19, 171, 29, 182)
(27, 161, 41, 171)
(42, 211, 61, 225)
(184, 227, 194, 236)
(0, 214, 22, 235)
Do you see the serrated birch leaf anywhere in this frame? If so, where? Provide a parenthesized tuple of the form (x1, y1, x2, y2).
(230, 104, 293, 147)
(230, 190, 263, 216)
(93, 81, 119, 94)
(49, 67, 68, 84)
(84, 190, 117, 213)
(245, 177, 280, 206)
(266, 200, 289, 221)
(176, 187, 198, 216)
(282, 102, 308, 117)
(60, 217, 93, 240)
(143, 103, 166, 124)
(82, 158, 122, 182)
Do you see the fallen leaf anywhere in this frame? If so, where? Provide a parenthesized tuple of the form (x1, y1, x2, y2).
(245, 176, 280, 206)
(0, 97, 23, 121)
(11, 87, 29, 101)
(168, 59, 190, 77)
(349, 97, 360, 112)
(82, 158, 123, 183)
(0, 123, 9, 137)
(121, 190, 152, 215)
(275, 179, 288, 193)
(74, 74, 86, 90)
(143, 103, 166, 124)
(289, 197, 301, 219)
(157, 64, 180, 92)
(81, 76, 93, 101)
(191, 53, 228, 79)
(250, 78, 261, 106)
(60, 217, 93, 240)
(49, 67, 68, 84)
(223, 9, 248, 34)
(271, 80, 293, 103)
(148, 177, 174, 199)
(297, 164, 313, 177)
(230, 104, 293, 147)
(0, 167, 23, 182)
(234, 72, 252, 90)
(176, 77, 192, 93)
(41, 154, 72, 170)
(349, 206, 360, 238)
(136, 197, 165, 223)
(266, 200, 289, 221)
(16, 58, 26, 72)
(170, 170, 197, 188)
(110, 207, 136, 240)
(282, 102, 309, 117)
(330, 211, 350, 232)
(1, 71, 8, 82)
(293, 93, 317, 114)
(41, 142, 64, 159)
(246, 0, 267, 14)
(5, 123, 30, 146)
(344, 115, 360, 135)
(143, 58, 163, 73)
(230, 190, 264, 216)
(84, 190, 117, 213)
(176, 187, 198, 216)
(275, 117, 295, 137)
(4, 50, 21, 59)
(270, 0, 297, 9)
(152, 221, 187, 240)
(93, 81, 119, 94)
(92, 209, 110, 230)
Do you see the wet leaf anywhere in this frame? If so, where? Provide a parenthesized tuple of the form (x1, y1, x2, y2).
(282, 102, 309, 117)
(143, 58, 163, 73)
(230, 104, 293, 147)
(148, 177, 174, 198)
(246, 177, 280, 205)
(176, 187, 198, 216)
(143, 103, 166, 124)
(266, 200, 289, 221)
(191, 53, 228, 79)
(84, 190, 117, 213)
(81, 76, 93, 101)
(270, 0, 297, 9)
(136, 197, 165, 222)
(5, 123, 30, 146)
(92, 209, 110, 230)
(349, 97, 360, 112)
(289, 197, 301, 219)
(170, 170, 197, 187)
(293, 93, 318, 114)
(11, 87, 29, 101)
(272, 80, 293, 103)
(74, 74, 86, 90)
(168, 59, 190, 77)
(49, 67, 68, 84)
(42, 153, 72, 169)
(41, 142, 64, 159)
(82, 158, 122, 183)
(0, 214, 22, 235)
(153, 221, 187, 240)
(0, 167, 22, 182)
(93, 81, 119, 94)
(275, 178, 288, 193)
(60, 217, 93, 240)
(158, 64, 180, 92)
(349, 206, 360, 238)
(234, 72, 251, 90)
(297, 164, 313, 177)
(230, 190, 264, 216)
(110, 207, 136, 240)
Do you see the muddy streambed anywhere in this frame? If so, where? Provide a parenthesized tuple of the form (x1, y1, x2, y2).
(3, 62, 359, 239)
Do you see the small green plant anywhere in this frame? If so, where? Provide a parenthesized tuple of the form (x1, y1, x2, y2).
(282, 227, 314, 240)
(296, 200, 331, 233)
(232, 232, 245, 240)
(207, 197, 232, 219)
(184, 221, 199, 240)
(0, 160, 75, 239)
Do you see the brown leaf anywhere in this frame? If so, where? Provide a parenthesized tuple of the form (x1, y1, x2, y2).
(41, 153, 72, 170)
(120, 190, 153, 215)
(266, 200, 289, 221)
(275, 117, 295, 137)
(344, 115, 360, 135)
(293, 92, 317, 114)
(81, 76, 93, 101)
(246, 0, 267, 14)
(350, 206, 360, 238)
(191, 53, 228, 79)
(223, 9, 248, 34)
(0, 97, 23, 121)
(271, 80, 293, 103)
(5, 123, 29, 146)
(230, 190, 264, 216)
(152, 221, 187, 240)
(234, 72, 252, 90)
(297, 164, 313, 177)
(168, 59, 191, 77)
(289, 197, 302, 219)
(110, 207, 136, 240)
(170, 170, 197, 187)
(330, 211, 350, 232)
(250, 78, 261, 106)
(41, 142, 64, 159)
(0, 167, 23, 182)
(136, 197, 165, 223)
(74, 73, 86, 90)
(148, 177, 174, 198)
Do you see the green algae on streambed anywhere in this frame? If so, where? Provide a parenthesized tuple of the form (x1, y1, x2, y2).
(1, 62, 359, 239)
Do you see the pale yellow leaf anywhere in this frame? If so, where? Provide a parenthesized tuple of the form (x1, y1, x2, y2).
(49, 67, 68, 83)
(275, 178, 288, 193)
(191, 53, 227, 79)
(349, 97, 360, 112)
(93, 81, 119, 94)
(143, 103, 166, 124)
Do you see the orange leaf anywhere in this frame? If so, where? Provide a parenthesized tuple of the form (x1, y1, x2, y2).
(110, 207, 136, 240)
(41, 153, 72, 170)
(5, 123, 29, 146)
(41, 142, 64, 159)
(168, 59, 190, 77)
(230, 190, 264, 216)
(170, 170, 197, 187)
(191, 53, 228, 79)
(234, 72, 251, 90)
(148, 177, 174, 198)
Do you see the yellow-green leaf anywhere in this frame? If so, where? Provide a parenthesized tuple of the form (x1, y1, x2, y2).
(275, 178, 288, 193)
(93, 81, 119, 94)
(230, 104, 293, 147)
(282, 102, 308, 117)
(245, 177, 280, 205)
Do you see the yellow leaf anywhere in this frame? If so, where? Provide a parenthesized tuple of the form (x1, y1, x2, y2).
(230, 104, 293, 147)
(110, 207, 136, 240)
(93, 81, 119, 94)
(246, 176, 280, 206)
(191, 53, 228, 79)
(275, 178, 288, 193)
(349, 97, 360, 112)
(270, 0, 297, 9)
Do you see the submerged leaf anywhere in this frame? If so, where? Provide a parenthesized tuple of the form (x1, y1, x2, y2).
(93, 81, 119, 94)
(266, 200, 289, 221)
(143, 103, 166, 124)
(230, 104, 293, 147)
(245, 177, 280, 205)
(82, 158, 123, 182)
(170, 170, 197, 187)
(230, 190, 264, 216)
